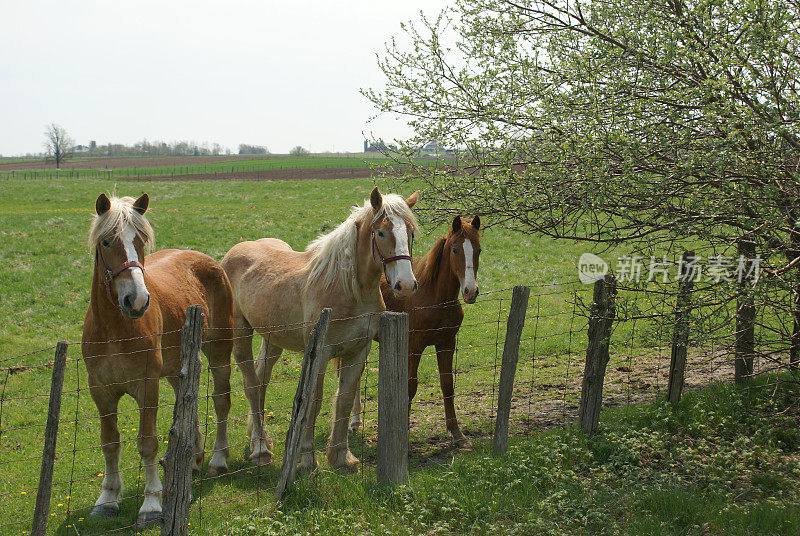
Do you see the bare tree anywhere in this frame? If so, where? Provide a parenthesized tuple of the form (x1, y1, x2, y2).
(43, 124, 74, 168)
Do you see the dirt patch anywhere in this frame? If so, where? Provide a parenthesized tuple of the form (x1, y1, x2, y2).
(0, 361, 53, 375)
(405, 346, 749, 456)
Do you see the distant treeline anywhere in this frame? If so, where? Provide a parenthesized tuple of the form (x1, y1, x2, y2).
(66, 140, 276, 157)
(237, 144, 270, 155)
(74, 139, 232, 157)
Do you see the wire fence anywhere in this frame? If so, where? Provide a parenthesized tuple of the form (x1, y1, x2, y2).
(2, 275, 799, 534)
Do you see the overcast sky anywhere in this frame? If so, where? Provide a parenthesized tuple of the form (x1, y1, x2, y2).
(0, 0, 448, 156)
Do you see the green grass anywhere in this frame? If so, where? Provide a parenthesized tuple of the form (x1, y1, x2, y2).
(1, 176, 794, 535)
(222, 376, 800, 536)
(0, 176, 600, 535)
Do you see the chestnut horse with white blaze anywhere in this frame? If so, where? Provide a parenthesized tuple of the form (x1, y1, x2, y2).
(82, 194, 236, 525)
(349, 215, 482, 449)
(221, 187, 418, 473)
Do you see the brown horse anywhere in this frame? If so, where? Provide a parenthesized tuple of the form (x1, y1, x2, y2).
(221, 187, 418, 473)
(82, 194, 234, 525)
(349, 215, 481, 449)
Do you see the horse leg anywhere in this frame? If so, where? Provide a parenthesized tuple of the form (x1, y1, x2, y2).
(203, 337, 232, 477)
(255, 338, 282, 422)
(436, 342, 471, 449)
(90, 387, 124, 518)
(327, 349, 363, 473)
(232, 314, 272, 465)
(348, 362, 365, 433)
(407, 341, 425, 426)
(298, 352, 329, 474)
(135, 376, 163, 525)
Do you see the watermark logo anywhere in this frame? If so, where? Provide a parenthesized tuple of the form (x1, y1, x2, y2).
(578, 253, 609, 284)
(577, 253, 761, 284)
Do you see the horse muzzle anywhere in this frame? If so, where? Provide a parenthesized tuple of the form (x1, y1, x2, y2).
(121, 294, 150, 319)
(462, 285, 479, 304)
(392, 279, 418, 299)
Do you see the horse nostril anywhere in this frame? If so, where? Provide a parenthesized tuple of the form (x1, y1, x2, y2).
(123, 295, 133, 309)
(413, 281, 419, 291)
(475, 287, 479, 297)
(394, 282, 402, 291)
(144, 295, 150, 310)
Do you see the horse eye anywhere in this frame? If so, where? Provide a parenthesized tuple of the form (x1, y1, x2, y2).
(452, 247, 459, 254)
(377, 230, 385, 238)
(101, 239, 110, 248)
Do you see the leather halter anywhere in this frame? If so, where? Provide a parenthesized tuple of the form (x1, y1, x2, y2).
(371, 231, 413, 282)
(96, 246, 145, 306)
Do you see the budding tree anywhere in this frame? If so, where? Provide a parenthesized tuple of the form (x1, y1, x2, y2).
(43, 123, 74, 169)
(368, 0, 800, 370)
(367, 0, 800, 260)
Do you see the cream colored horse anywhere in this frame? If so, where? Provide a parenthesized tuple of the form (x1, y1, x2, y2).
(221, 187, 418, 472)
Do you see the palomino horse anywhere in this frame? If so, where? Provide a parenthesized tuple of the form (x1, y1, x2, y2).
(82, 194, 235, 525)
(349, 215, 481, 449)
(221, 187, 418, 473)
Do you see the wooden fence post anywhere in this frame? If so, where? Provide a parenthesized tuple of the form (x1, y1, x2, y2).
(30, 342, 68, 536)
(493, 285, 531, 455)
(668, 251, 695, 404)
(578, 274, 617, 434)
(735, 239, 756, 383)
(276, 308, 332, 501)
(792, 275, 800, 370)
(377, 311, 409, 487)
(161, 305, 204, 536)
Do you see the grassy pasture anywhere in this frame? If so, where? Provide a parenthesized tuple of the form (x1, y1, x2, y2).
(0, 176, 602, 535)
(1, 176, 793, 535)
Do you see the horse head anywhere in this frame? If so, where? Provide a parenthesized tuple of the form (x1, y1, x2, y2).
(446, 215, 481, 303)
(92, 193, 152, 318)
(369, 187, 419, 299)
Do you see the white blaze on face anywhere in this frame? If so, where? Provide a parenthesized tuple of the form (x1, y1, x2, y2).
(384, 214, 416, 296)
(114, 224, 149, 311)
(461, 239, 477, 297)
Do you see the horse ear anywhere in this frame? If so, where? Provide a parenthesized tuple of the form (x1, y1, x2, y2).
(471, 215, 481, 230)
(451, 215, 462, 233)
(370, 187, 382, 211)
(405, 190, 419, 208)
(96, 194, 111, 215)
(133, 193, 149, 214)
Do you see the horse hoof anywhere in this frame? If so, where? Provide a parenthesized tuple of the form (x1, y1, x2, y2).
(454, 437, 473, 451)
(90, 505, 119, 518)
(298, 458, 319, 475)
(330, 451, 360, 474)
(136, 511, 162, 526)
(207, 464, 228, 477)
(249, 451, 273, 466)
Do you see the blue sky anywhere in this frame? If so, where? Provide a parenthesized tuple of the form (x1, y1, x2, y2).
(0, 0, 447, 156)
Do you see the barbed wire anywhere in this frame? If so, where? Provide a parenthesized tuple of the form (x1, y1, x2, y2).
(3, 281, 800, 534)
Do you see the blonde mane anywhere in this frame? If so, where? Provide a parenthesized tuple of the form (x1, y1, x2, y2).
(88, 196, 155, 254)
(305, 193, 418, 297)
